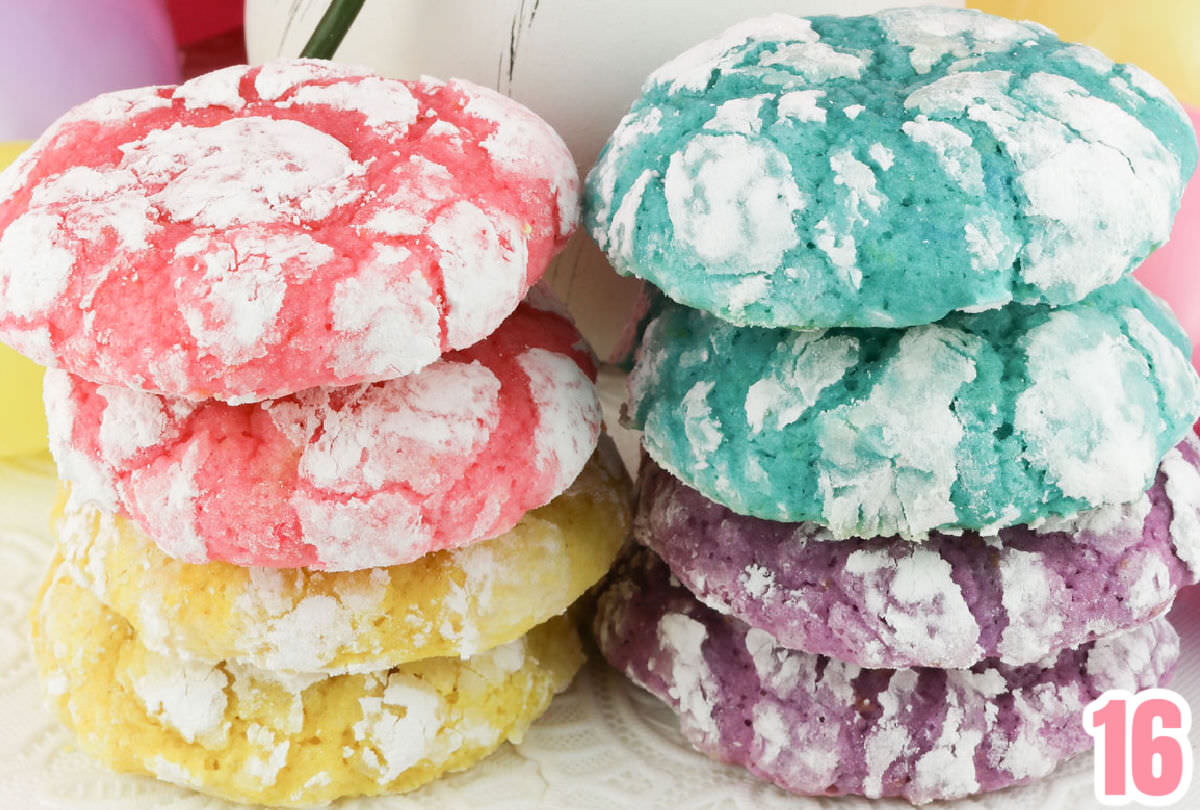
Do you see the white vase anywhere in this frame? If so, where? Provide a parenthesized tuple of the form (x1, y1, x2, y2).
(246, 0, 964, 356)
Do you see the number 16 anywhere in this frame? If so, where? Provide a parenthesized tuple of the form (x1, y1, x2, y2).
(1084, 689, 1193, 806)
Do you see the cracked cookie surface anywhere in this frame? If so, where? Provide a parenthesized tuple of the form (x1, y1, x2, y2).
(625, 278, 1200, 538)
(0, 59, 579, 402)
(31, 559, 583, 808)
(633, 434, 1200, 668)
(585, 9, 1196, 329)
(48, 293, 601, 569)
(55, 440, 629, 672)
(594, 545, 1179, 804)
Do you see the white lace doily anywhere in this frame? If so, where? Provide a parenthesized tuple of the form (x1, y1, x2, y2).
(1, 378, 1197, 809)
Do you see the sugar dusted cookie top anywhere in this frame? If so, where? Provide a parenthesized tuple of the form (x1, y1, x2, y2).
(594, 545, 1178, 804)
(585, 8, 1197, 329)
(635, 435, 1200, 670)
(0, 59, 579, 402)
(56, 441, 630, 673)
(32, 560, 583, 808)
(48, 293, 602, 569)
(625, 278, 1200, 538)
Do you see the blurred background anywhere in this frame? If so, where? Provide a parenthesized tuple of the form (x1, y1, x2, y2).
(0, 0, 1197, 459)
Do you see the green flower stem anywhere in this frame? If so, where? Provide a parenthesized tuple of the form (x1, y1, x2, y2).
(299, 0, 367, 60)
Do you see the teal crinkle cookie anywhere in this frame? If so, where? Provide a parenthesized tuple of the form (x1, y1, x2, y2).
(624, 278, 1200, 540)
(585, 9, 1198, 329)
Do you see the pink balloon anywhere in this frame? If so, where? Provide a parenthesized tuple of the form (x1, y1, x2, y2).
(0, 0, 180, 140)
(1135, 105, 1200, 372)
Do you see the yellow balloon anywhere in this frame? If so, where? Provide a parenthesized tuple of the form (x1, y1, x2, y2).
(0, 141, 28, 166)
(0, 140, 50, 459)
(971, 0, 1200, 106)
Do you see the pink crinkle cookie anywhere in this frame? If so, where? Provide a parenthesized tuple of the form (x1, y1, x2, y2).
(46, 293, 602, 569)
(0, 59, 579, 402)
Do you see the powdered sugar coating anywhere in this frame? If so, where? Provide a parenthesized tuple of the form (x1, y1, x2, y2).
(131, 652, 230, 746)
(584, 8, 1196, 329)
(49, 296, 601, 569)
(32, 562, 583, 807)
(0, 59, 579, 402)
(55, 442, 629, 673)
(594, 546, 1179, 804)
(625, 280, 1200, 537)
(635, 435, 1200, 668)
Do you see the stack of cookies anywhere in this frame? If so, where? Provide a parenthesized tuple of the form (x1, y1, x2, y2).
(583, 8, 1200, 804)
(0, 60, 631, 806)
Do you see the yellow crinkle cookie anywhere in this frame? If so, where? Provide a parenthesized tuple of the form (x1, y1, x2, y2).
(57, 442, 630, 673)
(31, 559, 584, 808)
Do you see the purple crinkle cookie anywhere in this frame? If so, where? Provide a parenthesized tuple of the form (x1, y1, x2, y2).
(594, 546, 1180, 805)
(635, 435, 1200, 669)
